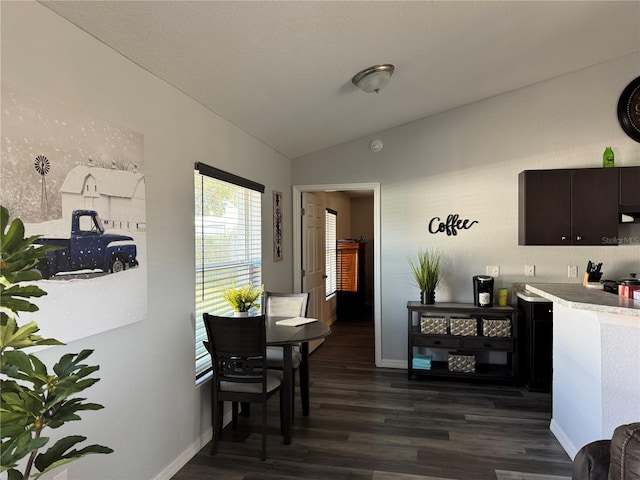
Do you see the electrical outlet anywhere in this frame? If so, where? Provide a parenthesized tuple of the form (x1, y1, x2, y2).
(53, 470, 68, 480)
(525, 264, 535, 277)
(568, 265, 578, 278)
(486, 265, 500, 277)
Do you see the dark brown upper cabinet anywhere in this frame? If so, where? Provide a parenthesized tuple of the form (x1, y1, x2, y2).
(519, 168, 618, 246)
(519, 169, 571, 245)
(619, 166, 640, 212)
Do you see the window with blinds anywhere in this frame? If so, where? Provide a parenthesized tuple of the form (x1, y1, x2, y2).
(337, 241, 361, 292)
(194, 163, 263, 382)
(325, 209, 337, 297)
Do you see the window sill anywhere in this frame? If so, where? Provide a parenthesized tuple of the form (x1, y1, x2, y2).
(196, 369, 212, 387)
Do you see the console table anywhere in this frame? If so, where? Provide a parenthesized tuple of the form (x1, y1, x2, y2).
(407, 301, 517, 382)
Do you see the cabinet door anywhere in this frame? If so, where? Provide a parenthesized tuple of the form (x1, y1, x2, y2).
(518, 299, 553, 392)
(516, 300, 532, 384)
(620, 166, 640, 207)
(571, 168, 618, 245)
(530, 317, 552, 392)
(519, 170, 571, 245)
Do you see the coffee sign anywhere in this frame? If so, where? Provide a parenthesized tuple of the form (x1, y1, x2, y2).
(428, 214, 478, 236)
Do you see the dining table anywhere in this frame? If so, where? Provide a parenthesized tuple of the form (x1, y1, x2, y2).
(266, 315, 331, 445)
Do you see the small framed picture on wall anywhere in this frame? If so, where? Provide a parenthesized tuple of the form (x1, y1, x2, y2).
(273, 190, 283, 262)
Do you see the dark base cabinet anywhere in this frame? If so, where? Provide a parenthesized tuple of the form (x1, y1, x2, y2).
(407, 302, 517, 383)
(517, 297, 553, 392)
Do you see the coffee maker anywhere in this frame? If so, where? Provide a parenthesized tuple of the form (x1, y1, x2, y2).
(473, 275, 494, 307)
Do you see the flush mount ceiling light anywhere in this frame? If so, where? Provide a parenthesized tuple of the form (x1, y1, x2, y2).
(352, 64, 395, 93)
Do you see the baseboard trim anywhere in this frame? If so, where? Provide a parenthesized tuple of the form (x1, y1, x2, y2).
(378, 359, 406, 369)
(550, 418, 578, 460)
(151, 427, 210, 480)
(152, 410, 234, 480)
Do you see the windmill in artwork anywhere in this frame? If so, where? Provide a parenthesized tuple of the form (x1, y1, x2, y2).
(34, 154, 50, 217)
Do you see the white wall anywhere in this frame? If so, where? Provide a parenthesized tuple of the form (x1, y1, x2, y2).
(550, 303, 602, 457)
(292, 53, 640, 365)
(2, 3, 293, 479)
(550, 304, 640, 458)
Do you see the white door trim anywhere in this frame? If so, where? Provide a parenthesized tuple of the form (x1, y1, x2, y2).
(293, 183, 382, 367)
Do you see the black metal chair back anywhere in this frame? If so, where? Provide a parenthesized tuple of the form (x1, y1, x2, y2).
(202, 313, 282, 460)
(205, 314, 266, 390)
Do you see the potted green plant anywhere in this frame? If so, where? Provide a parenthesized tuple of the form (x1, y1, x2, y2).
(408, 248, 442, 304)
(0, 205, 113, 480)
(223, 283, 264, 316)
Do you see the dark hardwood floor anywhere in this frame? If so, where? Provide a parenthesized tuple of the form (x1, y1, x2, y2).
(173, 313, 573, 480)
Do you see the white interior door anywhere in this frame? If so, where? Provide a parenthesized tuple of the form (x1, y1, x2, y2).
(301, 192, 326, 351)
(294, 183, 381, 367)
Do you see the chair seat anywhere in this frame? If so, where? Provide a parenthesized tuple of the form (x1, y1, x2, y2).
(265, 346, 302, 370)
(220, 370, 283, 394)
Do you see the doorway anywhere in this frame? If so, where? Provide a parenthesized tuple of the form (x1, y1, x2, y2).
(293, 183, 381, 366)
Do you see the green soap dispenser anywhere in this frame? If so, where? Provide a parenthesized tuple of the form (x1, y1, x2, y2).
(603, 147, 615, 168)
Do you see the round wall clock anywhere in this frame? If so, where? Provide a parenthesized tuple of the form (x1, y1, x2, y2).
(617, 75, 640, 143)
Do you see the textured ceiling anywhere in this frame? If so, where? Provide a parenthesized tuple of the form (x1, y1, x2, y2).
(42, 1, 640, 159)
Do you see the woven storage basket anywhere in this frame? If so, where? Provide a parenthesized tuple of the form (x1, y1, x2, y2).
(448, 351, 476, 373)
(420, 315, 447, 335)
(449, 316, 477, 336)
(482, 317, 511, 337)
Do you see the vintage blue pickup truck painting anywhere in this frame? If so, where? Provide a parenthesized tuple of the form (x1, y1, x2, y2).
(35, 209, 139, 279)
(0, 84, 147, 344)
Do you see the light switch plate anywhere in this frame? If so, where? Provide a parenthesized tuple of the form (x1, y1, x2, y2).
(525, 265, 535, 277)
(568, 265, 578, 278)
(486, 265, 500, 277)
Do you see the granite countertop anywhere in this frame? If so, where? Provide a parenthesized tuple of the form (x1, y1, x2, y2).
(522, 283, 640, 318)
(515, 288, 548, 302)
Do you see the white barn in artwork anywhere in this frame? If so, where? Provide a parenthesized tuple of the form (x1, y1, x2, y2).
(60, 163, 145, 231)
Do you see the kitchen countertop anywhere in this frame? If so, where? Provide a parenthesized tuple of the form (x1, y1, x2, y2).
(515, 288, 548, 302)
(522, 283, 640, 318)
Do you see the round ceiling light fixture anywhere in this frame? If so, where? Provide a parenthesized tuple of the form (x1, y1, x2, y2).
(352, 64, 395, 93)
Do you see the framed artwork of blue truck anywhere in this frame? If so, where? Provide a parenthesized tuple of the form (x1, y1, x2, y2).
(0, 84, 147, 344)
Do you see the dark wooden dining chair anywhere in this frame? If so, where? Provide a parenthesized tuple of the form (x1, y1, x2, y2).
(202, 313, 283, 460)
(263, 292, 310, 416)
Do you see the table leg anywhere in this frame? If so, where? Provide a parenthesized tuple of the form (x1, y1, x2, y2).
(300, 342, 310, 416)
(282, 344, 292, 445)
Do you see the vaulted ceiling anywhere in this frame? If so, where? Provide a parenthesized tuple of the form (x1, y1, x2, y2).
(43, 1, 640, 159)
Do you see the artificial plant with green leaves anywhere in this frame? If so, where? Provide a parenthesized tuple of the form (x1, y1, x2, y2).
(408, 248, 442, 304)
(222, 283, 264, 312)
(0, 205, 113, 480)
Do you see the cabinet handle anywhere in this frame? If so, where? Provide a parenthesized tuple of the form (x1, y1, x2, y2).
(484, 342, 491, 348)
(434, 340, 441, 345)
(576, 236, 582, 241)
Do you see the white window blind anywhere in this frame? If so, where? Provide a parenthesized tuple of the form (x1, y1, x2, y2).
(194, 163, 263, 381)
(325, 209, 337, 297)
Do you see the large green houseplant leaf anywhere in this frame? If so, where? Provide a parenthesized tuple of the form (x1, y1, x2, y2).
(0, 205, 113, 479)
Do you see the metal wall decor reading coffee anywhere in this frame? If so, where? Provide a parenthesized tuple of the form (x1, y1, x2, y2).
(428, 214, 479, 236)
(617, 75, 640, 143)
